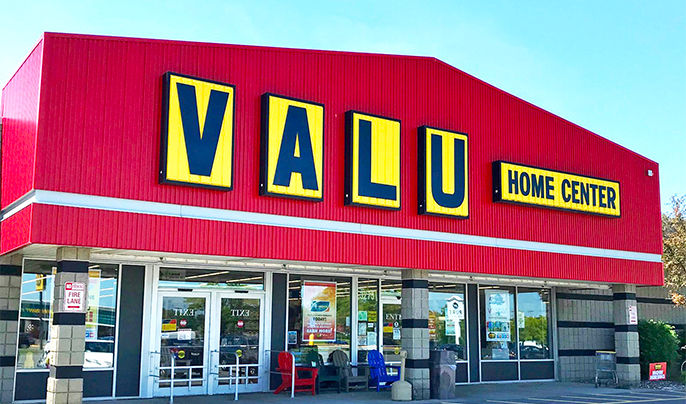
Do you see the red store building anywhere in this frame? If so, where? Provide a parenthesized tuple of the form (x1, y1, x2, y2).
(0, 33, 662, 402)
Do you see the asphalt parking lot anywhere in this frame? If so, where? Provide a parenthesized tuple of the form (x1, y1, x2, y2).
(477, 391, 686, 404)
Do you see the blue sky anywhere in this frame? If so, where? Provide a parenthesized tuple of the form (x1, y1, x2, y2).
(1, 1, 684, 212)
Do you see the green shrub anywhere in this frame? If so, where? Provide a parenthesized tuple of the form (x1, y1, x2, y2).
(638, 320, 680, 380)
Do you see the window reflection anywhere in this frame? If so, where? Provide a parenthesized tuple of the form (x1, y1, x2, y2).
(17, 262, 53, 369)
(428, 283, 466, 361)
(159, 268, 264, 290)
(84, 264, 119, 368)
(479, 286, 517, 360)
(381, 280, 402, 363)
(17, 260, 119, 370)
(287, 275, 351, 363)
(357, 279, 379, 363)
(517, 288, 551, 359)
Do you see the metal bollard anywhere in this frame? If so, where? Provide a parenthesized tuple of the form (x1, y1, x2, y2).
(290, 352, 295, 399)
(234, 352, 240, 401)
(169, 354, 175, 404)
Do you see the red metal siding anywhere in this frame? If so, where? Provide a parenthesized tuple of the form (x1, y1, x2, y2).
(32, 34, 661, 255)
(1, 39, 43, 208)
(29, 204, 663, 285)
(0, 205, 32, 254)
(1, 33, 663, 284)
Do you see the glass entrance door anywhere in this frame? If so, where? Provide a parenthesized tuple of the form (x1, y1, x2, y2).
(155, 292, 210, 396)
(211, 293, 264, 394)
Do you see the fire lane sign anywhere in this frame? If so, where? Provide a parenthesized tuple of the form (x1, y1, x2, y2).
(63, 282, 85, 312)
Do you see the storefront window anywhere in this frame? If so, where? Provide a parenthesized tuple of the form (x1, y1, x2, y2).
(84, 264, 118, 368)
(381, 280, 402, 362)
(159, 268, 264, 290)
(17, 260, 119, 369)
(287, 275, 351, 363)
(356, 279, 379, 363)
(517, 288, 552, 359)
(428, 283, 466, 361)
(17, 261, 54, 369)
(479, 285, 517, 360)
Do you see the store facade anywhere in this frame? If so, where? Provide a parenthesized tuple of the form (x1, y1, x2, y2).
(0, 33, 662, 402)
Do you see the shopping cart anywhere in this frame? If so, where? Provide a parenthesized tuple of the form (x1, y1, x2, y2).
(595, 350, 618, 387)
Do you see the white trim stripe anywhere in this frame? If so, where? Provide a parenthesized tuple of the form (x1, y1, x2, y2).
(1, 190, 662, 263)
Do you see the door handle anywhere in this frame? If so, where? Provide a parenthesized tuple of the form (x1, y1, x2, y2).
(149, 351, 161, 378)
(209, 350, 220, 376)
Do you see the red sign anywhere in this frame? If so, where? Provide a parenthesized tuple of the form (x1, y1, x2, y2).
(649, 362, 667, 380)
(179, 319, 187, 327)
(237, 320, 244, 328)
(63, 282, 85, 312)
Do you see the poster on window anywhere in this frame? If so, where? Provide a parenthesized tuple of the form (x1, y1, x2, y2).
(485, 290, 511, 341)
(445, 295, 464, 338)
(302, 281, 337, 342)
(85, 269, 101, 340)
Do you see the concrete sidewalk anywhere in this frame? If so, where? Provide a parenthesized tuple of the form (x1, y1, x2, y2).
(91, 381, 681, 403)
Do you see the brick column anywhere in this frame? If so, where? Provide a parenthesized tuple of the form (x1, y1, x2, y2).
(47, 247, 90, 404)
(613, 284, 640, 386)
(0, 255, 21, 403)
(401, 268, 429, 400)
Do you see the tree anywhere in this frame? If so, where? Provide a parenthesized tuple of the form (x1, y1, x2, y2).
(638, 320, 680, 380)
(663, 195, 686, 305)
(519, 316, 548, 345)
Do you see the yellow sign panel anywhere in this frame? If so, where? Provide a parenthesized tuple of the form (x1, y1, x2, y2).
(160, 72, 235, 190)
(161, 322, 177, 332)
(260, 94, 324, 200)
(419, 126, 468, 218)
(35, 276, 45, 292)
(345, 111, 401, 209)
(493, 161, 620, 217)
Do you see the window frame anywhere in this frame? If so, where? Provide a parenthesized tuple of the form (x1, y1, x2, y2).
(516, 287, 553, 361)
(285, 274, 353, 363)
(16, 258, 122, 373)
(427, 282, 469, 363)
(477, 284, 556, 382)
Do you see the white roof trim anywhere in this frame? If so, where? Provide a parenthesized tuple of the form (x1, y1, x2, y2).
(0, 189, 662, 264)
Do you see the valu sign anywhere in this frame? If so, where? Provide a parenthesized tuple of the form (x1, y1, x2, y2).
(159, 72, 469, 215)
(160, 73, 235, 190)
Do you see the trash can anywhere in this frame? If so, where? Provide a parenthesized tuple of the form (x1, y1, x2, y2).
(429, 350, 456, 399)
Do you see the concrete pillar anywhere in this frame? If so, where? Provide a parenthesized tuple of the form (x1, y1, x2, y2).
(47, 247, 90, 404)
(613, 284, 640, 386)
(0, 255, 22, 403)
(400, 268, 429, 400)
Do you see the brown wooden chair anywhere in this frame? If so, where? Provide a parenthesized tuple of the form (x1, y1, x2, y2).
(330, 350, 368, 392)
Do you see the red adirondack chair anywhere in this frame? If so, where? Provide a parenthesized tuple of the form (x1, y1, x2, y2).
(274, 351, 319, 395)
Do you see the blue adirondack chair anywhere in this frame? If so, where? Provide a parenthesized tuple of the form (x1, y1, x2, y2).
(367, 350, 400, 391)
